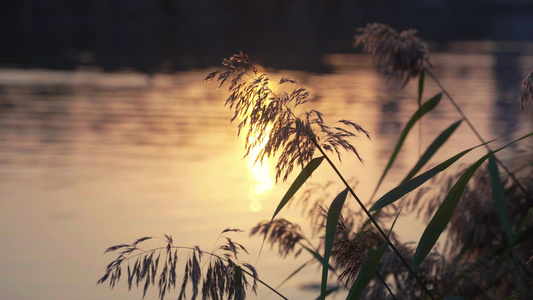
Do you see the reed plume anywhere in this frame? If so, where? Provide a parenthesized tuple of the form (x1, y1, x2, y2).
(250, 218, 305, 258)
(519, 69, 533, 110)
(354, 23, 430, 86)
(204, 52, 369, 181)
(97, 231, 259, 300)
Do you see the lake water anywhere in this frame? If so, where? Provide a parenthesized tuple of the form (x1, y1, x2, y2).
(1, 52, 532, 300)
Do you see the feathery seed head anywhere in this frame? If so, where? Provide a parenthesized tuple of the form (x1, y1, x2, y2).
(205, 53, 369, 181)
(519, 69, 533, 110)
(355, 23, 430, 86)
(250, 219, 304, 258)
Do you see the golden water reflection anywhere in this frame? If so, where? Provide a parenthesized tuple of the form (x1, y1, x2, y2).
(0, 53, 532, 299)
(247, 127, 274, 212)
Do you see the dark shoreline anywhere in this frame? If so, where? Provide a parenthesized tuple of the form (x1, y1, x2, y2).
(1, 1, 533, 73)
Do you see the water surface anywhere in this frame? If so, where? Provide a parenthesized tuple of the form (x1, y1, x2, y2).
(1, 53, 532, 299)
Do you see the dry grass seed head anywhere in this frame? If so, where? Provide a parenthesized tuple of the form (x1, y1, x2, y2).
(250, 219, 305, 258)
(99, 233, 258, 300)
(218, 237, 249, 260)
(205, 53, 369, 181)
(331, 216, 372, 286)
(519, 69, 533, 110)
(355, 23, 430, 86)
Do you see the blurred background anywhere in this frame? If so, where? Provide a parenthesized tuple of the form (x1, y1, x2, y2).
(1, 1, 533, 299)
(2, 0, 533, 72)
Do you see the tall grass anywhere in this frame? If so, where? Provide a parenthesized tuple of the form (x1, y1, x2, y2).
(98, 23, 533, 299)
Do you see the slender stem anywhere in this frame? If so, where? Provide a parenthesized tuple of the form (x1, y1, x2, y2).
(426, 69, 532, 201)
(241, 268, 289, 300)
(376, 270, 397, 300)
(312, 139, 435, 300)
(231, 67, 434, 298)
(418, 117, 423, 157)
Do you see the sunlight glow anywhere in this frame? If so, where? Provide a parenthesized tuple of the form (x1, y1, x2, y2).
(242, 74, 274, 212)
(247, 129, 274, 195)
(249, 200, 262, 212)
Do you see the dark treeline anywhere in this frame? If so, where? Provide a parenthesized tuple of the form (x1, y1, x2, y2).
(1, 0, 533, 73)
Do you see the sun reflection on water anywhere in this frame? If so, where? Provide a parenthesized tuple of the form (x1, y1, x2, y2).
(247, 126, 274, 212)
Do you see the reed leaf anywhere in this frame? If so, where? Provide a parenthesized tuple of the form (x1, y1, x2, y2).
(412, 132, 533, 270)
(499, 215, 533, 263)
(370, 93, 442, 200)
(401, 120, 462, 184)
(512, 207, 533, 245)
(346, 243, 387, 300)
(387, 205, 404, 238)
(488, 156, 512, 241)
(315, 287, 341, 300)
(320, 188, 349, 300)
(370, 138, 495, 212)
(272, 156, 325, 220)
(513, 223, 533, 246)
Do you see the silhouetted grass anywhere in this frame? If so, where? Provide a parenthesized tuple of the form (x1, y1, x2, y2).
(98, 23, 533, 299)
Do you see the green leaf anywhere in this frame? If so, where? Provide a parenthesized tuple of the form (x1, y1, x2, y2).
(412, 132, 533, 269)
(488, 156, 512, 241)
(315, 287, 341, 300)
(320, 188, 349, 300)
(512, 207, 533, 245)
(261, 156, 323, 259)
(387, 205, 404, 238)
(494, 206, 533, 264)
(346, 243, 387, 300)
(272, 156, 324, 220)
(513, 224, 533, 245)
(401, 120, 462, 184)
(370, 93, 442, 200)
(370, 138, 494, 212)
(443, 297, 465, 300)
(418, 70, 425, 106)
